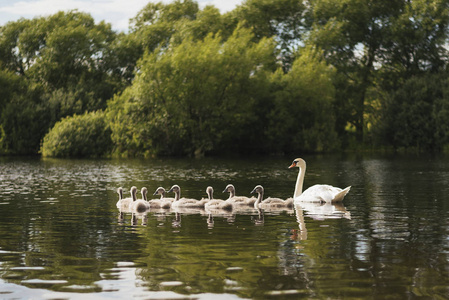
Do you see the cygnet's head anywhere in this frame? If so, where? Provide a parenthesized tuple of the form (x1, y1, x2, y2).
(251, 185, 264, 194)
(153, 187, 166, 196)
(168, 185, 180, 194)
(222, 184, 235, 193)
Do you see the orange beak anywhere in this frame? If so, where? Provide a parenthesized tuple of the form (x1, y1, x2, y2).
(288, 163, 296, 169)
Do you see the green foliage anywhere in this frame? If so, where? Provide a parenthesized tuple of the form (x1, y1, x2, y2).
(2, 0, 449, 157)
(1, 11, 124, 94)
(107, 25, 276, 157)
(0, 68, 24, 110)
(41, 111, 112, 157)
(230, 0, 306, 69)
(0, 69, 47, 155)
(306, 0, 449, 143)
(1, 92, 51, 155)
(375, 73, 449, 151)
(0, 10, 127, 155)
(129, 0, 200, 51)
(266, 46, 339, 153)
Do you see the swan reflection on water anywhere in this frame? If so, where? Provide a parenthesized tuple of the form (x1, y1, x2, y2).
(131, 211, 149, 226)
(295, 201, 351, 221)
(251, 208, 265, 226)
(116, 201, 350, 239)
(293, 201, 351, 240)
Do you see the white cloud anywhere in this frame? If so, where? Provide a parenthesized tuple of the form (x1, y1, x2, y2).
(0, 0, 242, 32)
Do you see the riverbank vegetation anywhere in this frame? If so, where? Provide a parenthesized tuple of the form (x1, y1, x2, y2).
(1, 0, 449, 157)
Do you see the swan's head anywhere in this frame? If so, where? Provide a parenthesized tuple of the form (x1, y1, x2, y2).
(206, 186, 214, 199)
(289, 158, 305, 169)
(251, 185, 264, 194)
(222, 184, 235, 193)
(168, 185, 180, 194)
(153, 187, 166, 196)
(130, 186, 138, 194)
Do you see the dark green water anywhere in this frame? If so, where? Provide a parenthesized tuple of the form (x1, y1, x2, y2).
(0, 154, 448, 299)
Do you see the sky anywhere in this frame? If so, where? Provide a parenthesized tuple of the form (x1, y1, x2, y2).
(0, 0, 242, 32)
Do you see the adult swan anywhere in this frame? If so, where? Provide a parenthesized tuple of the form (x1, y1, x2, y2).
(289, 158, 350, 203)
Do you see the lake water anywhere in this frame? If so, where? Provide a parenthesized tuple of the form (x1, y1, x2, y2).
(0, 154, 448, 299)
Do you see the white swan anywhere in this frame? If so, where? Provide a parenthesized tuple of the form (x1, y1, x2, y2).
(168, 184, 205, 209)
(131, 187, 150, 213)
(204, 186, 233, 211)
(148, 187, 173, 209)
(222, 184, 256, 206)
(289, 158, 350, 203)
(251, 185, 293, 209)
(116, 186, 137, 211)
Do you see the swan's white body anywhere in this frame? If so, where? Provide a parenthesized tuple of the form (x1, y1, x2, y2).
(251, 185, 293, 209)
(289, 158, 350, 203)
(223, 184, 256, 206)
(204, 186, 233, 211)
(168, 185, 205, 209)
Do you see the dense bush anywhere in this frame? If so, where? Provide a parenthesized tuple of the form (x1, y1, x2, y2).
(375, 74, 449, 151)
(41, 111, 112, 157)
(107, 25, 276, 157)
(0, 69, 48, 155)
(0, 11, 128, 155)
(266, 47, 339, 153)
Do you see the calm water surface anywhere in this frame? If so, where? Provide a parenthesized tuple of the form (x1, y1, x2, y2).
(0, 154, 448, 299)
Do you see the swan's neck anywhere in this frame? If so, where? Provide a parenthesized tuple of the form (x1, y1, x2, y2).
(254, 190, 264, 208)
(118, 189, 123, 200)
(207, 191, 213, 200)
(132, 190, 137, 201)
(294, 160, 306, 198)
(142, 191, 147, 201)
(160, 191, 166, 199)
(230, 189, 236, 198)
(174, 190, 180, 201)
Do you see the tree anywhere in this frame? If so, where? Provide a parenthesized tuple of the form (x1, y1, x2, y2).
(0, 68, 35, 154)
(128, 0, 200, 53)
(266, 46, 339, 153)
(0, 10, 125, 108)
(229, 0, 306, 70)
(107, 25, 277, 157)
(307, 0, 449, 144)
(0, 10, 127, 155)
(0, 82, 48, 155)
(306, 0, 403, 143)
(375, 73, 449, 151)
